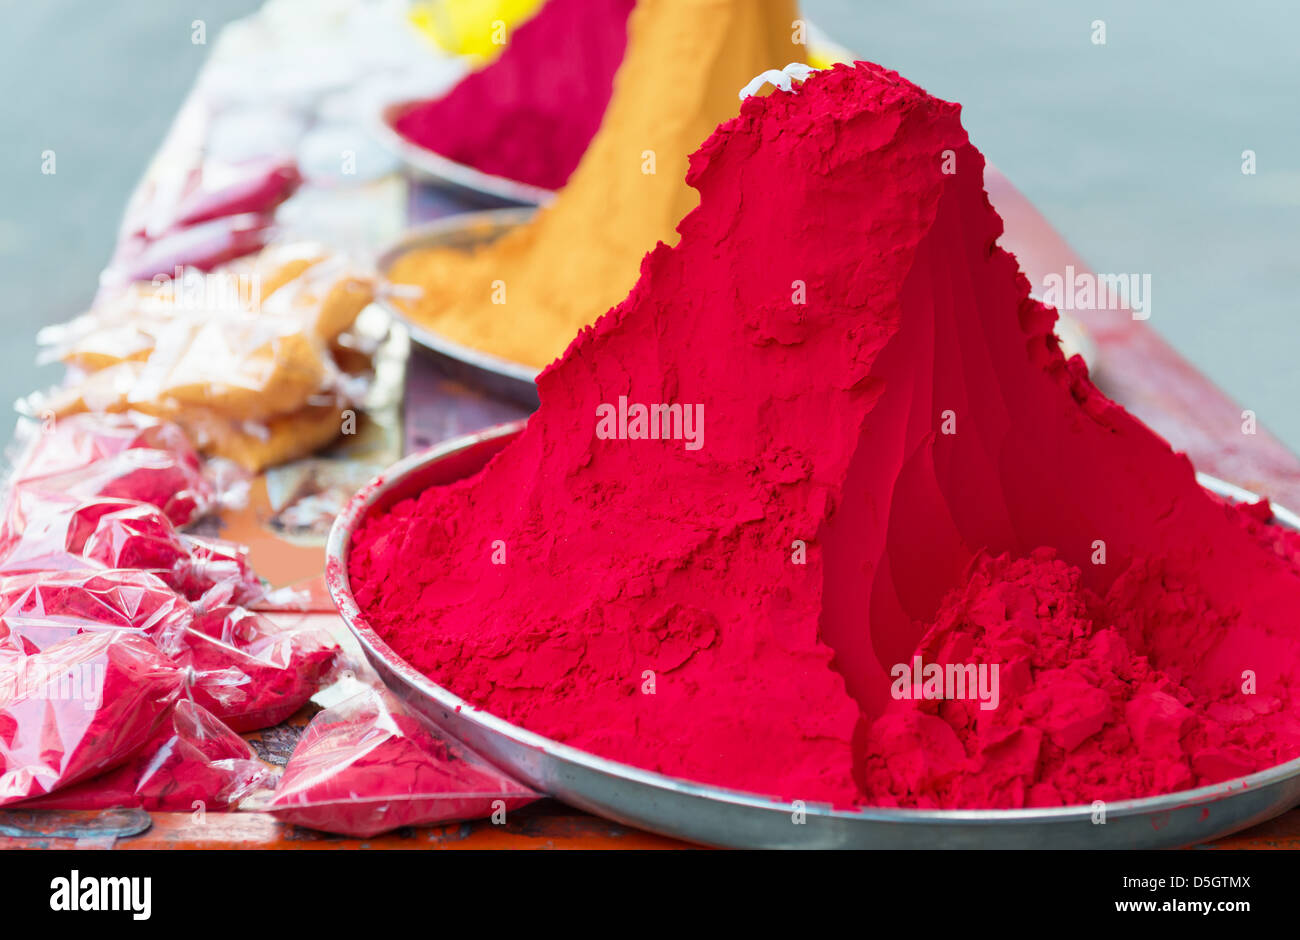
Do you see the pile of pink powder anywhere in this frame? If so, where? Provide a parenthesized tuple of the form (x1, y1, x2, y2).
(351, 62, 1300, 810)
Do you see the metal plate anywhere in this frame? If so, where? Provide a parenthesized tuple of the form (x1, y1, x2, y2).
(372, 99, 557, 207)
(326, 422, 1300, 848)
(375, 208, 542, 409)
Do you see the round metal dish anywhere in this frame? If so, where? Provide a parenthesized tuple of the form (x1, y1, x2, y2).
(326, 421, 1300, 848)
(375, 208, 542, 409)
(372, 99, 557, 207)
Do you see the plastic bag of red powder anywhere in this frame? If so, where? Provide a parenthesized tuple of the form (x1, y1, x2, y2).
(0, 630, 182, 805)
(0, 495, 267, 607)
(79, 500, 190, 572)
(45, 499, 265, 607)
(164, 158, 301, 233)
(119, 157, 299, 241)
(0, 494, 146, 573)
(12, 412, 197, 480)
(103, 212, 275, 287)
(160, 606, 338, 732)
(265, 685, 537, 837)
(15, 699, 275, 811)
(171, 535, 266, 609)
(7, 412, 215, 526)
(0, 568, 193, 653)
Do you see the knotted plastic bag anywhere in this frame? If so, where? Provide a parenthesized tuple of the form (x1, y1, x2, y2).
(265, 685, 537, 836)
(0, 631, 182, 806)
(16, 699, 275, 812)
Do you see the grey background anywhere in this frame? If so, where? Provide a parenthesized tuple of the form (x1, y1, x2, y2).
(0, 0, 263, 421)
(0, 1, 1295, 447)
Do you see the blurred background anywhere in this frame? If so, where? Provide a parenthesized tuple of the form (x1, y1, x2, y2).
(1, 0, 1295, 446)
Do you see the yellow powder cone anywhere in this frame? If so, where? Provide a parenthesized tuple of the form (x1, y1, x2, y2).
(390, 0, 804, 369)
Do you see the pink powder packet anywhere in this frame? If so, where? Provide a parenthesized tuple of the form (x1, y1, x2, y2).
(266, 685, 536, 837)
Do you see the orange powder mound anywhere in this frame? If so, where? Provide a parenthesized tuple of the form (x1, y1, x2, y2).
(389, 0, 804, 369)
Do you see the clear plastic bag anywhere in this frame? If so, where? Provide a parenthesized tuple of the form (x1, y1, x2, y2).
(159, 158, 301, 233)
(173, 534, 266, 609)
(33, 245, 375, 473)
(0, 492, 268, 606)
(102, 211, 276, 288)
(0, 494, 145, 574)
(117, 157, 300, 249)
(265, 685, 537, 837)
(80, 500, 190, 571)
(0, 630, 183, 806)
(160, 606, 339, 733)
(7, 412, 215, 527)
(14, 411, 199, 479)
(0, 568, 193, 654)
(15, 699, 275, 812)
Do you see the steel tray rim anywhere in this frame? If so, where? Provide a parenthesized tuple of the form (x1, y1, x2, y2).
(372, 98, 557, 207)
(374, 209, 542, 408)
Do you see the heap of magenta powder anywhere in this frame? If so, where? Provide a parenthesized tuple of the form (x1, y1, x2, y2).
(394, 0, 634, 190)
(351, 62, 1300, 809)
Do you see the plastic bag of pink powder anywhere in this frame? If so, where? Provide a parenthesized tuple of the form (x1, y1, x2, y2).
(159, 606, 338, 732)
(0, 630, 182, 806)
(0, 568, 193, 653)
(50, 498, 265, 607)
(265, 685, 537, 837)
(159, 158, 301, 233)
(15, 699, 274, 812)
(0, 495, 267, 607)
(0, 494, 151, 573)
(119, 157, 299, 242)
(7, 412, 216, 526)
(171, 534, 266, 609)
(13, 411, 197, 480)
(103, 212, 275, 287)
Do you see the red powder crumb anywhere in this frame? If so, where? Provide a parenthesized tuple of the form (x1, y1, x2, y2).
(862, 550, 1300, 809)
(394, 0, 633, 190)
(1226, 496, 1300, 567)
(350, 62, 1300, 809)
(266, 686, 536, 837)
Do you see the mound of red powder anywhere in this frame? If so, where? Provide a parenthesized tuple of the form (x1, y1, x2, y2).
(350, 62, 1300, 808)
(393, 0, 634, 190)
